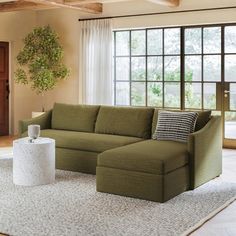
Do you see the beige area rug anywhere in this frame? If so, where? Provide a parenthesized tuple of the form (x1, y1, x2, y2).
(0, 159, 235, 236)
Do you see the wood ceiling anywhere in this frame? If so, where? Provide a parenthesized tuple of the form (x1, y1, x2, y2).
(0, 0, 180, 14)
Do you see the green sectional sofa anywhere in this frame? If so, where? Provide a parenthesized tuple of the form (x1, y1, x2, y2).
(19, 103, 222, 202)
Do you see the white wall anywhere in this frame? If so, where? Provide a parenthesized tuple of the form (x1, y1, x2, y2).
(0, 9, 81, 134)
(102, 0, 236, 29)
(0, 11, 38, 135)
(112, 8, 236, 29)
(36, 9, 81, 110)
(79, 0, 236, 28)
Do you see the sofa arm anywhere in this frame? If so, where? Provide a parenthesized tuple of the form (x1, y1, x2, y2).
(187, 116, 222, 189)
(18, 110, 52, 137)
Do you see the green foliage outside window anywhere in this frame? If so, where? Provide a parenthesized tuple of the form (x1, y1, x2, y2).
(115, 28, 225, 109)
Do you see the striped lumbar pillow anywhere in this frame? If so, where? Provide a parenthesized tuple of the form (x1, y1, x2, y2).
(152, 111, 199, 143)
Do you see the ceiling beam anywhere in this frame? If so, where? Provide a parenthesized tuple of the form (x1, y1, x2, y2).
(62, 0, 180, 7)
(0, 1, 54, 12)
(0, 0, 179, 14)
(64, 0, 128, 4)
(25, 0, 102, 13)
(146, 0, 180, 7)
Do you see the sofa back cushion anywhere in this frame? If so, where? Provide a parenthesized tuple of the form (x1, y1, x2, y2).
(95, 106, 154, 139)
(52, 103, 100, 133)
(151, 109, 212, 135)
(152, 111, 199, 142)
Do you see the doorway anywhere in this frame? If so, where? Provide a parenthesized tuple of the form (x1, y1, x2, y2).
(183, 25, 236, 148)
(0, 42, 9, 136)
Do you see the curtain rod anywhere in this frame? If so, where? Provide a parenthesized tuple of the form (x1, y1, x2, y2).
(78, 5, 236, 22)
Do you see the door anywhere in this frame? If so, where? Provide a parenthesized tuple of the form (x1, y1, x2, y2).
(223, 26, 236, 148)
(183, 25, 236, 148)
(0, 42, 9, 136)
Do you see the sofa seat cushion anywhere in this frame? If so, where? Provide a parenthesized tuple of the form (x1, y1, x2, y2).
(27, 129, 143, 153)
(98, 140, 188, 175)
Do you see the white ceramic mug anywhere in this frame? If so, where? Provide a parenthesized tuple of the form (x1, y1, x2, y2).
(28, 125, 40, 140)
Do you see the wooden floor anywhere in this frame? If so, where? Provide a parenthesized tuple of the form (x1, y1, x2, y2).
(0, 136, 17, 147)
(0, 136, 235, 236)
(191, 149, 236, 236)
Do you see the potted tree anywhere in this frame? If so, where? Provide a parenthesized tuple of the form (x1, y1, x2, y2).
(15, 25, 69, 116)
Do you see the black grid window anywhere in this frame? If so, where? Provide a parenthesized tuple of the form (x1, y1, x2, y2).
(114, 27, 181, 109)
(113, 24, 236, 113)
(184, 26, 222, 111)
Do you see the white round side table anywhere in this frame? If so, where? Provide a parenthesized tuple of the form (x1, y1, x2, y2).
(13, 137, 55, 186)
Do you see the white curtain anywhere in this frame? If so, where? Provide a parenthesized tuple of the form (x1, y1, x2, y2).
(79, 19, 113, 105)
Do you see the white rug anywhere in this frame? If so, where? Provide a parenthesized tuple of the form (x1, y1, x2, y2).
(0, 147, 13, 159)
(0, 159, 235, 236)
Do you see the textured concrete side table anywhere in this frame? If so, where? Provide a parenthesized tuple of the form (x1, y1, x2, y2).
(13, 137, 55, 186)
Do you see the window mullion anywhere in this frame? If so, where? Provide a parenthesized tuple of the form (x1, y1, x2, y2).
(129, 30, 132, 106)
(201, 27, 204, 110)
(114, 32, 116, 106)
(145, 29, 148, 106)
(181, 27, 185, 110)
(162, 28, 165, 108)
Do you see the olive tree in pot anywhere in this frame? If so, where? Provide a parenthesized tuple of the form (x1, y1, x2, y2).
(15, 25, 69, 116)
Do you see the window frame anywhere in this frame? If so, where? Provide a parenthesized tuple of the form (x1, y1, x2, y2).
(113, 23, 236, 110)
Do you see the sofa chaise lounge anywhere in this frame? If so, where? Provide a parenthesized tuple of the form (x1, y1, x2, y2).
(19, 103, 222, 202)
